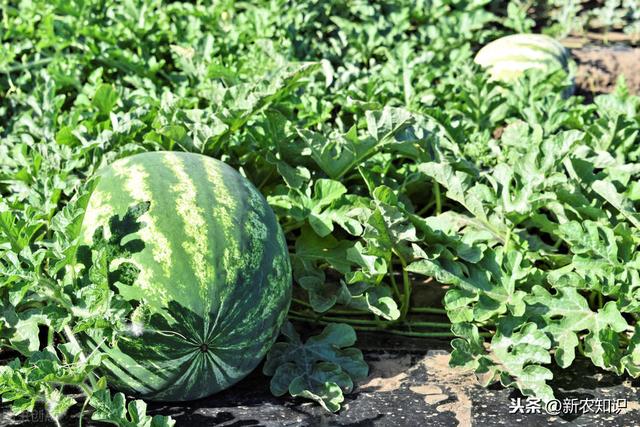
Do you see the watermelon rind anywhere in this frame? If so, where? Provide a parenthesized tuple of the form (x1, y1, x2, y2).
(474, 33, 575, 95)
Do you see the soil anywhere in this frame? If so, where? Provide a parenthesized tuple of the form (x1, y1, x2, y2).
(418, 354, 475, 426)
(566, 38, 640, 96)
(4, 341, 640, 426)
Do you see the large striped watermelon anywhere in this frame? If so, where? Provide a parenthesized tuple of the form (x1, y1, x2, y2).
(78, 151, 291, 401)
(474, 34, 572, 84)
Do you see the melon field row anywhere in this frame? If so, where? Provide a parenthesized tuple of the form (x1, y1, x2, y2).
(1, 1, 639, 425)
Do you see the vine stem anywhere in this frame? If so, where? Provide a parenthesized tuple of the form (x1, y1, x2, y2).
(503, 226, 512, 254)
(552, 237, 564, 250)
(326, 308, 370, 315)
(47, 327, 55, 347)
(396, 252, 412, 322)
(257, 169, 274, 190)
(577, 338, 585, 357)
(411, 307, 448, 314)
(292, 298, 448, 317)
(292, 299, 368, 315)
(416, 200, 436, 217)
(63, 326, 97, 389)
(283, 221, 304, 234)
(290, 311, 452, 328)
(389, 261, 403, 301)
(597, 292, 603, 309)
(408, 321, 453, 328)
(78, 383, 94, 427)
(433, 182, 442, 215)
(292, 298, 313, 308)
(288, 314, 458, 337)
(39, 277, 71, 308)
(1, 57, 54, 73)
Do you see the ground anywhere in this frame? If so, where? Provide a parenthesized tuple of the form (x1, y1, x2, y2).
(4, 333, 639, 426)
(138, 333, 639, 426)
(570, 41, 640, 96)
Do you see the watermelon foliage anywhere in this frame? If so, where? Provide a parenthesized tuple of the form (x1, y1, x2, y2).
(2, 0, 640, 424)
(0, 198, 178, 426)
(89, 388, 176, 427)
(263, 322, 368, 412)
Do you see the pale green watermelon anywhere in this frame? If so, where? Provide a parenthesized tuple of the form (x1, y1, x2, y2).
(474, 33, 572, 83)
(78, 151, 291, 401)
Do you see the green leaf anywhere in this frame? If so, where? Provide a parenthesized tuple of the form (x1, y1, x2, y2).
(417, 162, 489, 222)
(450, 323, 486, 370)
(409, 248, 530, 322)
(8, 310, 48, 356)
(526, 287, 629, 373)
(292, 226, 354, 278)
(491, 319, 554, 402)
(592, 180, 640, 229)
(89, 389, 175, 427)
(308, 179, 347, 237)
(583, 302, 629, 373)
(264, 322, 368, 412)
(622, 326, 640, 377)
(92, 84, 119, 116)
(45, 388, 76, 420)
(363, 187, 419, 259)
(75, 202, 150, 323)
(289, 362, 352, 412)
(525, 286, 591, 368)
(298, 275, 351, 313)
(349, 285, 400, 321)
(298, 127, 378, 180)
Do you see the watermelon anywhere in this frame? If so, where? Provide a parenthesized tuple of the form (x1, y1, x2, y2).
(78, 151, 291, 401)
(474, 34, 573, 84)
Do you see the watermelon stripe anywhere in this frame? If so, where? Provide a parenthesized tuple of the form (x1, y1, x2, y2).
(112, 158, 174, 304)
(149, 353, 202, 400)
(162, 153, 215, 315)
(145, 156, 200, 310)
(199, 154, 244, 330)
(82, 333, 172, 392)
(204, 297, 226, 344)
